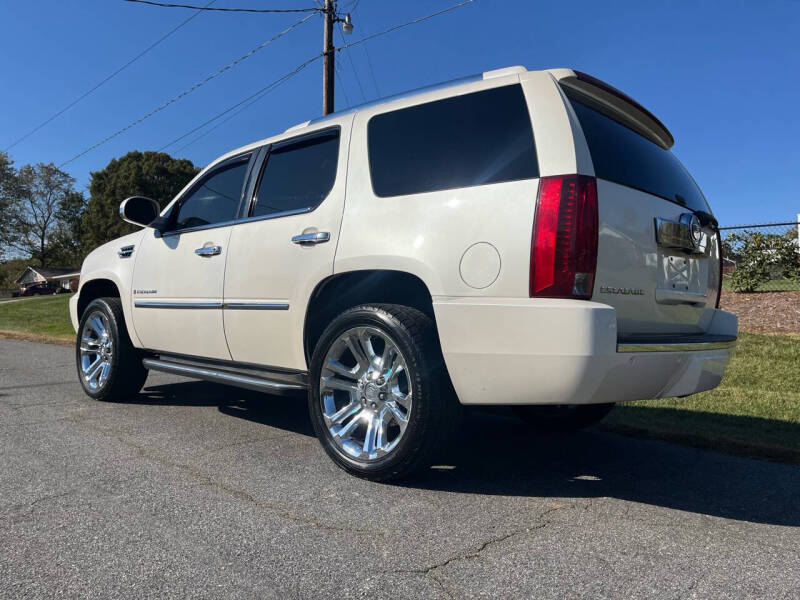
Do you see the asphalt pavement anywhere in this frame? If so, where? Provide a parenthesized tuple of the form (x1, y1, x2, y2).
(1, 338, 798, 599)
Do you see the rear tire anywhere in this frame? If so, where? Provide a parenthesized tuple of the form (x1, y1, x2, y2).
(515, 403, 614, 432)
(308, 304, 458, 482)
(76, 297, 148, 401)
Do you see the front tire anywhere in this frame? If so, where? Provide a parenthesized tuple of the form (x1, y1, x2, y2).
(76, 297, 148, 401)
(308, 304, 456, 482)
(515, 403, 615, 432)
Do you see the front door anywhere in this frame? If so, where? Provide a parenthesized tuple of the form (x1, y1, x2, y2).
(131, 153, 252, 359)
(223, 123, 350, 370)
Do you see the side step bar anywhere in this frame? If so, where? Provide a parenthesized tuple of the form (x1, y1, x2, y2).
(142, 358, 308, 395)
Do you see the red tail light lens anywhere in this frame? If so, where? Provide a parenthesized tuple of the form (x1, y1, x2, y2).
(530, 175, 598, 299)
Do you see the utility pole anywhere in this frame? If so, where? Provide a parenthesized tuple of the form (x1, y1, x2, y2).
(322, 0, 352, 115)
(322, 0, 335, 115)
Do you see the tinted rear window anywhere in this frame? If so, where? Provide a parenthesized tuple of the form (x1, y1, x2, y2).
(368, 84, 538, 197)
(252, 129, 339, 218)
(568, 96, 709, 212)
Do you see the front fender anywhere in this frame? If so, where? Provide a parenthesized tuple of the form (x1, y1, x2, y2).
(74, 231, 146, 346)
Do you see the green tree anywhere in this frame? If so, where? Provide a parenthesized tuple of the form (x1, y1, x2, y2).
(9, 162, 76, 267)
(82, 151, 198, 251)
(0, 152, 21, 260)
(49, 191, 88, 266)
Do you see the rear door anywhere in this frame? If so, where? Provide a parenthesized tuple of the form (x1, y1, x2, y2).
(222, 124, 349, 370)
(564, 90, 721, 337)
(131, 153, 253, 359)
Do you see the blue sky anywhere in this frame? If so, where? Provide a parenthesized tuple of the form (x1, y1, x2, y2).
(1, 0, 798, 226)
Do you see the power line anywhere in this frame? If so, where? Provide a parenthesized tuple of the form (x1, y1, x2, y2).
(3, 0, 219, 152)
(59, 14, 315, 167)
(339, 0, 475, 55)
(168, 0, 477, 152)
(122, 0, 319, 13)
(334, 61, 353, 109)
(175, 59, 335, 153)
(337, 28, 367, 102)
(66, 0, 477, 163)
(352, 3, 380, 97)
(159, 54, 322, 151)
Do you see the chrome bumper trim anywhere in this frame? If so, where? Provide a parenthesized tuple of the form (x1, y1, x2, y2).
(617, 338, 737, 353)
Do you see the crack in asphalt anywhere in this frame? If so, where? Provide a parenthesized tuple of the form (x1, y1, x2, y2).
(62, 417, 383, 539)
(199, 435, 291, 456)
(385, 503, 571, 598)
(0, 414, 104, 428)
(1, 490, 75, 522)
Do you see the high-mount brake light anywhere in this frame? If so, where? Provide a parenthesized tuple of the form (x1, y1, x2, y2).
(530, 175, 598, 299)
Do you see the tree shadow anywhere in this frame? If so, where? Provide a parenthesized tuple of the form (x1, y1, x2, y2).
(132, 380, 799, 527)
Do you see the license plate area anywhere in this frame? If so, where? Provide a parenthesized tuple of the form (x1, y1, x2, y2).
(656, 251, 709, 305)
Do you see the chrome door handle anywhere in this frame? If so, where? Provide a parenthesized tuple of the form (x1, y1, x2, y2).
(195, 245, 222, 257)
(291, 231, 330, 245)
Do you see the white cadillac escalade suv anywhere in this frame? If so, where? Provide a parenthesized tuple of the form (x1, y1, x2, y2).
(71, 66, 738, 481)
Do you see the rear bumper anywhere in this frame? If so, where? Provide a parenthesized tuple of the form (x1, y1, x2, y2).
(432, 297, 737, 406)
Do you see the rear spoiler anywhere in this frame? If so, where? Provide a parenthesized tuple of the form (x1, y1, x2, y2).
(551, 69, 675, 150)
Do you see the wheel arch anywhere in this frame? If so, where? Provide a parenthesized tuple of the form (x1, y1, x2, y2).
(77, 278, 121, 319)
(76, 275, 142, 347)
(303, 269, 436, 365)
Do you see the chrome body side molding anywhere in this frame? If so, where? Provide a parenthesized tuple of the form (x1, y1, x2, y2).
(223, 302, 290, 310)
(134, 301, 222, 309)
(134, 300, 289, 310)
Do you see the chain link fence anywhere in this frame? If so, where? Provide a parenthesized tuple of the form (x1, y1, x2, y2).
(719, 220, 800, 293)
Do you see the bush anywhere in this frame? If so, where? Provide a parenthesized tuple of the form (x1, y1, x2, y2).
(727, 230, 800, 292)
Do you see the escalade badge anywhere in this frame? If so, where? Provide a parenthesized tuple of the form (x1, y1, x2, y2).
(600, 286, 644, 296)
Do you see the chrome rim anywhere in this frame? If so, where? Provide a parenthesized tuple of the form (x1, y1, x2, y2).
(80, 311, 113, 390)
(320, 326, 413, 461)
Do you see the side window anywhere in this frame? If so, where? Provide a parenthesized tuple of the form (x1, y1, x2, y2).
(171, 157, 249, 231)
(367, 84, 538, 197)
(251, 129, 339, 219)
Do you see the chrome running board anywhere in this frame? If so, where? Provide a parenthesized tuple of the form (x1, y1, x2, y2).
(142, 357, 308, 395)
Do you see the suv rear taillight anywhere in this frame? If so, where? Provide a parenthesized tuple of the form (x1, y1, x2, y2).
(530, 175, 598, 299)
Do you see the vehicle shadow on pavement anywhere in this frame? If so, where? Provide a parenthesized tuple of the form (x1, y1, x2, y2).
(134, 381, 799, 527)
(138, 380, 314, 437)
(409, 409, 800, 528)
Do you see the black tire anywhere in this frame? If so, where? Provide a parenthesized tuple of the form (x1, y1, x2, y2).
(76, 297, 148, 401)
(515, 403, 615, 432)
(308, 304, 459, 482)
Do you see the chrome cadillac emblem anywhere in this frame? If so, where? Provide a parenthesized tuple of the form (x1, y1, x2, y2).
(680, 213, 703, 249)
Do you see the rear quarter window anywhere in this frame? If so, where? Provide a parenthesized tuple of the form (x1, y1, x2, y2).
(568, 95, 710, 213)
(367, 84, 538, 197)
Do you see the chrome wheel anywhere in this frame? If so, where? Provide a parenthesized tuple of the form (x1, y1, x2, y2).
(320, 326, 413, 461)
(79, 311, 113, 390)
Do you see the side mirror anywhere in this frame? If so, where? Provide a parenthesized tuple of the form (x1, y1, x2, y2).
(120, 196, 162, 229)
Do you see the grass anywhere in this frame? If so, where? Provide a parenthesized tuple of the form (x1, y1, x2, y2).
(0, 294, 75, 342)
(0, 295, 798, 464)
(603, 332, 800, 464)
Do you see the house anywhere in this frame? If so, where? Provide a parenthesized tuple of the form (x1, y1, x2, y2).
(15, 266, 80, 292)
